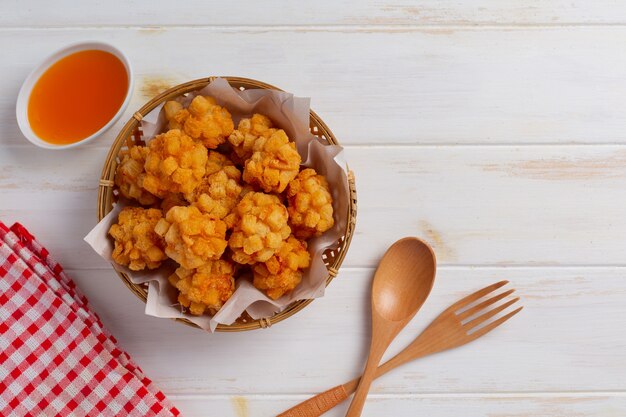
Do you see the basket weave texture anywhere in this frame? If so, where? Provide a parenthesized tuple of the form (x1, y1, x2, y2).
(98, 77, 357, 331)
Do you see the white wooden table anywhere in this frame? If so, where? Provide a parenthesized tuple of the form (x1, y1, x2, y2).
(2, 2, 626, 416)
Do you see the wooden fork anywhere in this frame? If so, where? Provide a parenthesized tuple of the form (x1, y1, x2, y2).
(277, 280, 522, 417)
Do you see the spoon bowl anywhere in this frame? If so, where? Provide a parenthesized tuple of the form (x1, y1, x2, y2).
(373, 238, 436, 321)
(346, 237, 436, 417)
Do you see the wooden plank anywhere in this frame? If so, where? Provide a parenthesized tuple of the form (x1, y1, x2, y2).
(2, 27, 626, 146)
(346, 144, 626, 267)
(170, 393, 626, 417)
(63, 267, 626, 395)
(1, 145, 626, 268)
(2, 1, 626, 27)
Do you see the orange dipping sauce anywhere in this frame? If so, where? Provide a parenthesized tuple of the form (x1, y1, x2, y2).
(28, 50, 129, 145)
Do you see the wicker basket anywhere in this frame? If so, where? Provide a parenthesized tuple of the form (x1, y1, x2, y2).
(98, 76, 357, 332)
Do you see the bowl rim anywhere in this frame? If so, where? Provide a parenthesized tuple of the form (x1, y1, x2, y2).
(98, 76, 358, 332)
(15, 41, 134, 150)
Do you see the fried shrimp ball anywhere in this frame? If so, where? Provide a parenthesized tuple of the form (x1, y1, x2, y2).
(168, 96, 234, 149)
(228, 192, 291, 264)
(114, 146, 158, 206)
(228, 114, 276, 162)
(253, 236, 310, 299)
(154, 205, 228, 269)
(142, 129, 208, 198)
(286, 168, 334, 239)
(242, 129, 301, 193)
(185, 152, 243, 220)
(168, 260, 235, 315)
(109, 207, 167, 271)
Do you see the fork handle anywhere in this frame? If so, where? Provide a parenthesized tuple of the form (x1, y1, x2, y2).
(276, 385, 349, 417)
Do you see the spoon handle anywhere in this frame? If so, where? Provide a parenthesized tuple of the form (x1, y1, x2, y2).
(344, 347, 384, 417)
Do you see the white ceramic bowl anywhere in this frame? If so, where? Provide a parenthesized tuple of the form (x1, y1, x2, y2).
(16, 41, 134, 150)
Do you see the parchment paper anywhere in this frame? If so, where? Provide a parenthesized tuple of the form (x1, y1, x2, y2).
(85, 78, 349, 332)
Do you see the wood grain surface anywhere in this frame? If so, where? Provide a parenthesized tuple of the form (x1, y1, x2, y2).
(1, 2, 625, 416)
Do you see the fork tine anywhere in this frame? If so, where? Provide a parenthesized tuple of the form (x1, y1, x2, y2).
(457, 289, 515, 321)
(448, 280, 509, 312)
(464, 297, 520, 331)
(467, 306, 523, 340)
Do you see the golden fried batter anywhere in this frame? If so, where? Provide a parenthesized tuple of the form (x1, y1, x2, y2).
(228, 192, 291, 264)
(253, 235, 310, 299)
(205, 149, 236, 175)
(142, 129, 208, 198)
(154, 205, 228, 269)
(160, 193, 187, 215)
(168, 96, 234, 149)
(109, 207, 167, 271)
(185, 151, 243, 220)
(115, 146, 159, 206)
(286, 168, 334, 239)
(168, 260, 235, 315)
(163, 100, 184, 129)
(242, 129, 301, 193)
(228, 113, 276, 162)
(221, 184, 255, 229)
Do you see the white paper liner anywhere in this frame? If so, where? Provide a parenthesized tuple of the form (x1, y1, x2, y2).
(85, 78, 349, 332)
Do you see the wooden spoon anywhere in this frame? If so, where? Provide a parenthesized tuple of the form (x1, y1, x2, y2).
(345, 237, 436, 417)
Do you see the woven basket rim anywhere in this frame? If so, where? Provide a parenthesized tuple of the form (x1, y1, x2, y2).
(98, 76, 357, 332)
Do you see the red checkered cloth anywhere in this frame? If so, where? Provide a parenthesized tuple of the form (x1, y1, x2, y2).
(0, 222, 181, 417)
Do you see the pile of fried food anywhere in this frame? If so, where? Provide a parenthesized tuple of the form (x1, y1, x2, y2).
(108, 95, 334, 316)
